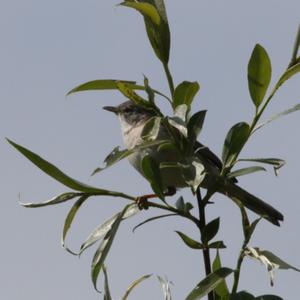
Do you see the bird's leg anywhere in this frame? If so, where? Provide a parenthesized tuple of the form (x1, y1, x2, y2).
(136, 186, 176, 210)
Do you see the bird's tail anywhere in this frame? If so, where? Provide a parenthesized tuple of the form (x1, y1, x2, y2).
(219, 183, 284, 226)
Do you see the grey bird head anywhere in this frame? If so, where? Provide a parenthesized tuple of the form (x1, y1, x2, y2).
(103, 101, 155, 126)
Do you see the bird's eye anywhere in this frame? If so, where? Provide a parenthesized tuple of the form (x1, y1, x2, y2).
(123, 108, 131, 113)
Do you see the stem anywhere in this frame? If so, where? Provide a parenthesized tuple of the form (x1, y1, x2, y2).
(231, 241, 247, 294)
(163, 62, 175, 100)
(196, 188, 214, 300)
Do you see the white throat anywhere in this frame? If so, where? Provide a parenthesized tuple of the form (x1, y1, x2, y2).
(118, 115, 146, 149)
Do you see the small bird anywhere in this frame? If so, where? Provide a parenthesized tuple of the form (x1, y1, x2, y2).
(103, 100, 283, 226)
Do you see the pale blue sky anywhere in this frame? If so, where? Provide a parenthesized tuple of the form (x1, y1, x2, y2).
(1, 1, 300, 299)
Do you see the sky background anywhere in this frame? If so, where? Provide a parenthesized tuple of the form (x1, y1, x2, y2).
(1, 1, 300, 299)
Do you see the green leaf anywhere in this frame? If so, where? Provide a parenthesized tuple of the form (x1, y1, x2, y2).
(230, 291, 255, 300)
(121, 274, 152, 300)
(201, 217, 220, 244)
(247, 218, 262, 239)
(168, 106, 188, 137)
(141, 117, 162, 141)
(62, 195, 90, 255)
(288, 24, 300, 67)
(80, 203, 139, 255)
(238, 158, 285, 176)
(248, 44, 272, 107)
(274, 62, 300, 92)
(157, 276, 172, 300)
(175, 231, 203, 249)
(116, 81, 152, 108)
(174, 196, 194, 214)
(91, 205, 129, 291)
(67, 79, 142, 95)
(240, 206, 250, 239)
(227, 166, 266, 178)
(92, 146, 128, 176)
(7, 139, 134, 199)
(186, 268, 233, 300)
(143, 75, 155, 104)
(132, 214, 177, 233)
(212, 250, 229, 297)
(173, 81, 200, 109)
(257, 249, 300, 272)
(20, 192, 82, 208)
(120, 2, 161, 25)
(187, 110, 207, 149)
(103, 265, 113, 300)
(67, 78, 172, 103)
(208, 241, 226, 249)
(175, 196, 185, 211)
(254, 103, 300, 132)
(255, 295, 283, 300)
(92, 140, 169, 176)
(140, 0, 171, 64)
(141, 154, 165, 200)
(244, 247, 300, 287)
(180, 159, 205, 193)
(222, 122, 250, 168)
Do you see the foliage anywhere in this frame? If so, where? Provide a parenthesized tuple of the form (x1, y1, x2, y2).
(8, 1, 300, 300)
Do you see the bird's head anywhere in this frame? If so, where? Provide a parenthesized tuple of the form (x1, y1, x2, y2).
(103, 101, 155, 127)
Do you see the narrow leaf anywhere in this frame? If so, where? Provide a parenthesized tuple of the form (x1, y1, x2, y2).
(141, 117, 161, 141)
(248, 44, 272, 107)
(175, 231, 203, 249)
(62, 195, 90, 255)
(173, 81, 200, 108)
(186, 268, 233, 300)
(187, 110, 207, 148)
(208, 241, 226, 249)
(121, 274, 152, 300)
(141, 0, 171, 64)
(116, 82, 151, 108)
(244, 247, 300, 287)
(67, 78, 171, 102)
(120, 2, 161, 25)
(91, 205, 129, 291)
(227, 166, 266, 178)
(92, 139, 169, 176)
(248, 218, 262, 239)
(81, 203, 139, 255)
(7, 139, 134, 199)
(141, 154, 165, 200)
(67, 79, 142, 95)
(255, 295, 283, 300)
(222, 122, 250, 168)
(212, 250, 229, 297)
(133, 214, 177, 233)
(254, 103, 300, 132)
(202, 217, 220, 244)
(144, 75, 155, 104)
(238, 158, 285, 175)
(275, 62, 300, 91)
(180, 159, 205, 193)
(20, 192, 81, 208)
(230, 291, 256, 300)
(175, 196, 185, 211)
(157, 276, 172, 300)
(103, 265, 113, 300)
(258, 249, 300, 272)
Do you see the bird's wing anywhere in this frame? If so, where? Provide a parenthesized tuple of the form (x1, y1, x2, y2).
(194, 141, 223, 170)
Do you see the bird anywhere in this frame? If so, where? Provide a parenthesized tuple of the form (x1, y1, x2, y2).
(103, 100, 283, 226)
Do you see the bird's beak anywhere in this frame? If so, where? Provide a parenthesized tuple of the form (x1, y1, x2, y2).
(103, 106, 119, 114)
